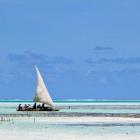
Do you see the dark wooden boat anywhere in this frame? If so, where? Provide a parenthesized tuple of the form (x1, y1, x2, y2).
(17, 107, 59, 111)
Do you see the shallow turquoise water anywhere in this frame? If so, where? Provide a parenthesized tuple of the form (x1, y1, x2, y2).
(1, 101, 140, 140)
(1, 100, 140, 114)
(1, 99, 140, 103)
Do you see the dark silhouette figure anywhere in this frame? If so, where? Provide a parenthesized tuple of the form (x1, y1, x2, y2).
(18, 104, 22, 110)
(37, 104, 41, 109)
(42, 103, 45, 109)
(32, 102, 37, 109)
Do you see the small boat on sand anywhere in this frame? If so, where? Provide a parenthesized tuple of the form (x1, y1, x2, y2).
(17, 65, 59, 111)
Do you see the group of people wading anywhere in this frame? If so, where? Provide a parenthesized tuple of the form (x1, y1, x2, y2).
(17, 103, 52, 111)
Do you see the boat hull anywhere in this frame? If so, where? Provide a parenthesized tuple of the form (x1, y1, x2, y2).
(17, 108, 59, 111)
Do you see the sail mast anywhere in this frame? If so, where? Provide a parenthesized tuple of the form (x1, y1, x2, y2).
(33, 65, 55, 109)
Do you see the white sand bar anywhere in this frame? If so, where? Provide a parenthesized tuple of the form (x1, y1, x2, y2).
(0, 117, 140, 140)
(16, 116, 140, 124)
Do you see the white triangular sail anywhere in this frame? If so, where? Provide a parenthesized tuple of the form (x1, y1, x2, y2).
(33, 65, 55, 109)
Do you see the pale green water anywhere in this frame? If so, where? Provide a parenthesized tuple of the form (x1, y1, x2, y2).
(1, 100, 140, 114)
(1, 100, 140, 140)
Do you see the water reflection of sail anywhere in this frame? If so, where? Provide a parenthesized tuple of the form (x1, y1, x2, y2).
(33, 65, 55, 109)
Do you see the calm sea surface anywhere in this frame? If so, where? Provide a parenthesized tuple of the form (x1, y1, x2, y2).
(0, 100, 140, 140)
(1, 100, 140, 114)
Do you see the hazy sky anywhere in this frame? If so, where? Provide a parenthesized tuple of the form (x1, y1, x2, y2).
(0, 0, 140, 100)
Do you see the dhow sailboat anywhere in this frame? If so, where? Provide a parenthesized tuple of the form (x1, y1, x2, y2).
(17, 65, 59, 111)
